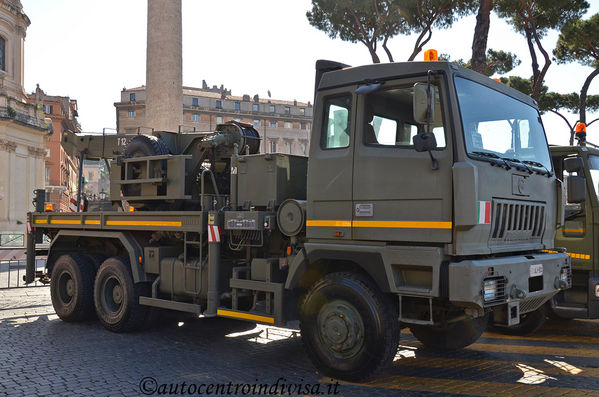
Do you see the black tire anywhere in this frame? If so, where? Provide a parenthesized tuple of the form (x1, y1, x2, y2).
(547, 307, 574, 322)
(93, 257, 149, 332)
(83, 253, 106, 270)
(410, 313, 490, 350)
(548, 296, 574, 322)
(124, 135, 169, 158)
(50, 253, 96, 322)
(299, 272, 399, 381)
(496, 305, 547, 335)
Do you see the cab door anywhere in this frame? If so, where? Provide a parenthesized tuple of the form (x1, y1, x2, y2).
(351, 78, 453, 243)
(306, 88, 356, 240)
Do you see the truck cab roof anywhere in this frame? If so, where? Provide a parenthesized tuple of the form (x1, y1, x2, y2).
(316, 60, 539, 110)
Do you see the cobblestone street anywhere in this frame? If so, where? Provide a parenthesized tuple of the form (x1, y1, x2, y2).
(2, 287, 599, 396)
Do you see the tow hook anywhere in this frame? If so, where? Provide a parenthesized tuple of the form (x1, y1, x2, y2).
(554, 276, 568, 290)
(510, 285, 526, 299)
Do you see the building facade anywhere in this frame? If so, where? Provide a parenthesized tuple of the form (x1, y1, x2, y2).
(115, 83, 313, 156)
(26, 85, 80, 212)
(0, 1, 51, 236)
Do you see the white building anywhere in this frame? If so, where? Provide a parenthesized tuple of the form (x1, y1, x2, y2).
(0, 0, 51, 237)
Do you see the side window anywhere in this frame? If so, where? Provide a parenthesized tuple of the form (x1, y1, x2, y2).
(322, 95, 351, 149)
(364, 85, 446, 148)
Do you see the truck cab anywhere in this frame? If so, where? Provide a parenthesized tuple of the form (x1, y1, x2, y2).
(302, 61, 570, 331)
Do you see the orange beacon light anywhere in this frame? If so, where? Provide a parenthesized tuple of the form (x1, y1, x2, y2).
(424, 49, 438, 61)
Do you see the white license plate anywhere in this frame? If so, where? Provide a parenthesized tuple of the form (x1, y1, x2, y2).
(529, 264, 543, 277)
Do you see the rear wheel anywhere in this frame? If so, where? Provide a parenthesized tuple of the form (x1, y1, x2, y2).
(94, 257, 149, 332)
(50, 254, 96, 322)
(410, 313, 489, 350)
(299, 272, 399, 381)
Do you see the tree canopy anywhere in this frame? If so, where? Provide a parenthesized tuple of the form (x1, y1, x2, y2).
(306, 0, 475, 63)
(495, 0, 589, 100)
(306, 0, 404, 63)
(554, 13, 599, 124)
(440, 49, 520, 76)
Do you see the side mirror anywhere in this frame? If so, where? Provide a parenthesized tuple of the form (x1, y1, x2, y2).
(413, 132, 437, 152)
(567, 175, 586, 203)
(564, 157, 584, 173)
(413, 83, 437, 125)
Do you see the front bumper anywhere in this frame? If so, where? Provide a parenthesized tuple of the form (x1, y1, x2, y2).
(448, 252, 571, 312)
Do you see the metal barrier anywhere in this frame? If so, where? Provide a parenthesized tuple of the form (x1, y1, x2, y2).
(0, 258, 47, 289)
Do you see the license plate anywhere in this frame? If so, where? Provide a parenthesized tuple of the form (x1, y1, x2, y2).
(529, 264, 543, 277)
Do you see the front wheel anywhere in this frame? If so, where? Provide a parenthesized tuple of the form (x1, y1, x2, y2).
(410, 313, 489, 350)
(93, 257, 149, 332)
(299, 272, 399, 381)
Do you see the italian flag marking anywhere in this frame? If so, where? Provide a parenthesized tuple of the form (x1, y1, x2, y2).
(477, 201, 492, 224)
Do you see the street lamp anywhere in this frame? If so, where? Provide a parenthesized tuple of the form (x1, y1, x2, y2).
(99, 189, 106, 201)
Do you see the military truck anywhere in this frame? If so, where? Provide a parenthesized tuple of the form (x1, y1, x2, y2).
(547, 128, 599, 321)
(26, 59, 571, 381)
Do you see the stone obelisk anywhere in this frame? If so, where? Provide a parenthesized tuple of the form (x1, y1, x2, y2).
(146, 0, 182, 132)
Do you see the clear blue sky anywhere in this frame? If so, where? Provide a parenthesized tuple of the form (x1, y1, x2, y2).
(21, 0, 599, 145)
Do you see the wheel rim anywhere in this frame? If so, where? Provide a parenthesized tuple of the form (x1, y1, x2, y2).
(101, 275, 124, 314)
(317, 299, 364, 359)
(57, 270, 75, 305)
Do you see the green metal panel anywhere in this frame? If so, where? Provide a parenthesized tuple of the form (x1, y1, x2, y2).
(236, 153, 307, 208)
(351, 77, 453, 243)
(306, 88, 356, 240)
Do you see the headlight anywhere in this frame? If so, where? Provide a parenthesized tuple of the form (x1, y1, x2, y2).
(484, 279, 498, 302)
(560, 267, 570, 286)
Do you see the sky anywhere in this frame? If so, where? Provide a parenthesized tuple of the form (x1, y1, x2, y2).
(21, 0, 599, 146)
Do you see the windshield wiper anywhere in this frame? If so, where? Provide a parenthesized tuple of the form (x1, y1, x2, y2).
(471, 151, 511, 170)
(471, 151, 500, 158)
(522, 160, 553, 177)
(500, 157, 534, 174)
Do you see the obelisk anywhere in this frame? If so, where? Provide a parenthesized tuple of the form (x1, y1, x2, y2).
(146, 0, 182, 132)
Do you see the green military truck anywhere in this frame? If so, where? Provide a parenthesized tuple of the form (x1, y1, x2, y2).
(26, 60, 571, 381)
(548, 136, 599, 320)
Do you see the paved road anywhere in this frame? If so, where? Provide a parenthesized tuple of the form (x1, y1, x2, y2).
(1, 287, 599, 396)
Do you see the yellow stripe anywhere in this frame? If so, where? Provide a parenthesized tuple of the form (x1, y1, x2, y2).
(482, 330, 599, 344)
(50, 219, 81, 225)
(563, 228, 585, 233)
(306, 220, 352, 227)
(402, 328, 599, 345)
(105, 220, 182, 227)
(217, 309, 275, 324)
(395, 355, 595, 377)
(34, 219, 47, 224)
(468, 341, 599, 358)
(345, 375, 597, 397)
(306, 220, 452, 229)
(84, 220, 101, 225)
(542, 249, 590, 260)
(353, 220, 452, 229)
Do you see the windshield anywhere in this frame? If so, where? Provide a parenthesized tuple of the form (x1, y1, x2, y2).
(587, 155, 599, 199)
(455, 77, 552, 170)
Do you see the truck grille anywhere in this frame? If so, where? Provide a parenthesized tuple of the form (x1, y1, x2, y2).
(519, 295, 552, 314)
(490, 200, 545, 242)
